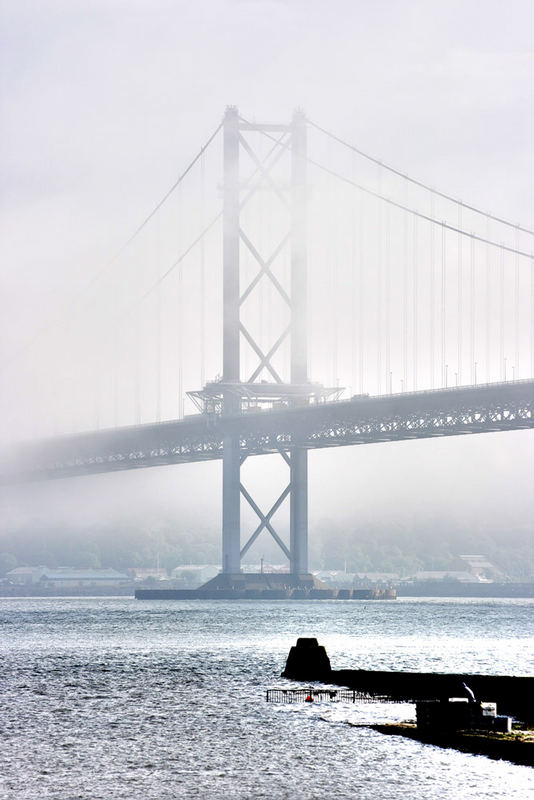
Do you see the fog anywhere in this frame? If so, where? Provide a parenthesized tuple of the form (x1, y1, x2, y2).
(1, 0, 533, 563)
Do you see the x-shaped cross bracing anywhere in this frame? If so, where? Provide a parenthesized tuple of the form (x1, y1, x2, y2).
(239, 133, 289, 211)
(237, 129, 294, 386)
(239, 134, 289, 208)
(239, 230, 291, 307)
(239, 450, 292, 560)
(239, 323, 290, 384)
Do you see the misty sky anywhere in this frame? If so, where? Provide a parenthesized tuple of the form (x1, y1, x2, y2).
(1, 1, 533, 544)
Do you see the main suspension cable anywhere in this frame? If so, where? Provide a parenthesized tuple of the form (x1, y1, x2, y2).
(120, 130, 290, 314)
(308, 119, 534, 237)
(242, 117, 534, 262)
(1, 121, 224, 373)
(110, 121, 223, 265)
(308, 156, 534, 261)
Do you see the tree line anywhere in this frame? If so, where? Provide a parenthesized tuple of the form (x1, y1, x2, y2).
(1, 519, 532, 580)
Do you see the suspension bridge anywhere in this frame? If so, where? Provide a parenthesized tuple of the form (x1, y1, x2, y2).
(1, 107, 533, 578)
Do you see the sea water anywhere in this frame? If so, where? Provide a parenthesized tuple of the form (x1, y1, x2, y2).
(1, 597, 533, 799)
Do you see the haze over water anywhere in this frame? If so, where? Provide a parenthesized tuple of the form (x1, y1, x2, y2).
(1, 597, 533, 799)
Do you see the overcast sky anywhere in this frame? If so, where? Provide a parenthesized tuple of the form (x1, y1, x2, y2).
(1, 0, 533, 546)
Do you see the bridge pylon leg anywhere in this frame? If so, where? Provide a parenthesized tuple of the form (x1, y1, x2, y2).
(221, 106, 241, 575)
(290, 446, 308, 575)
(222, 433, 241, 574)
(217, 106, 311, 578)
(289, 110, 309, 577)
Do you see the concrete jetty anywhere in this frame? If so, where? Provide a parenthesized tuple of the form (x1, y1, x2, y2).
(281, 638, 534, 723)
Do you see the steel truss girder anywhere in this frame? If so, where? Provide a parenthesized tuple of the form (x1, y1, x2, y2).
(5, 383, 533, 483)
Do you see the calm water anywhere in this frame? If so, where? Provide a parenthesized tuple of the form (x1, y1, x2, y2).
(0, 597, 533, 799)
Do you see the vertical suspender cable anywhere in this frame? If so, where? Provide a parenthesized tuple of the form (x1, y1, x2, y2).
(377, 165, 383, 393)
(113, 280, 119, 427)
(500, 246, 505, 380)
(429, 195, 435, 389)
(351, 155, 357, 395)
(156, 215, 162, 422)
(95, 309, 102, 430)
(486, 219, 491, 382)
(265, 193, 272, 376)
(176, 185, 183, 418)
(336, 211, 339, 386)
(441, 225, 447, 386)
(470, 236, 475, 384)
(134, 302, 141, 424)
(531, 256, 534, 379)
(413, 214, 418, 390)
(200, 150, 206, 388)
(457, 202, 463, 384)
(91, 339, 98, 430)
(514, 230, 519, 378)
(359, 191, 364, 394)
(258, 168, 264, 362)
(95, 362, 101, 430)
(284, 208, 291, 381)
(133, 238, 141, 424)
(178, 262, 183, 417)
(403, 207, 408, 392)
(65, 318, 74, 433)
(385, 203, 391, 392)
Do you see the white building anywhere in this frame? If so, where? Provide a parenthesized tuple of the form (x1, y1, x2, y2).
(7, 566, 130, 589)
(6, 566, 47, 585)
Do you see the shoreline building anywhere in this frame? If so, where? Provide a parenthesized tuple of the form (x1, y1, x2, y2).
(6, 566, 130, 590)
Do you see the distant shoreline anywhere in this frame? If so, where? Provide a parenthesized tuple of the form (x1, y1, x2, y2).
(0, 586, 135, 598)
(396, 581, 534, 598)
(1, 582, 534, 599)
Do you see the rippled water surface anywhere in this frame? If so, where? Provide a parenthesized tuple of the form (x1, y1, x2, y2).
(1, 597, 533, 799)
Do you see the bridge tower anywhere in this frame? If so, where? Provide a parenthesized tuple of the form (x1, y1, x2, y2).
(192, 106, 331, 580)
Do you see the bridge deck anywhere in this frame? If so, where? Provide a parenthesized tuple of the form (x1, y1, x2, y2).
(2, 380, 533, 483)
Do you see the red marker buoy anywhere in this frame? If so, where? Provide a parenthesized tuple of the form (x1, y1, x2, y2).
(305, 694, 314, 702)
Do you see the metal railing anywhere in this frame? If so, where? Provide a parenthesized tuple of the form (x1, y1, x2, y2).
(266, 688, 407, 704)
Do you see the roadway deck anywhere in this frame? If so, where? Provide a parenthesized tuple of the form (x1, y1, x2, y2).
(1, 380, 533, 483)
